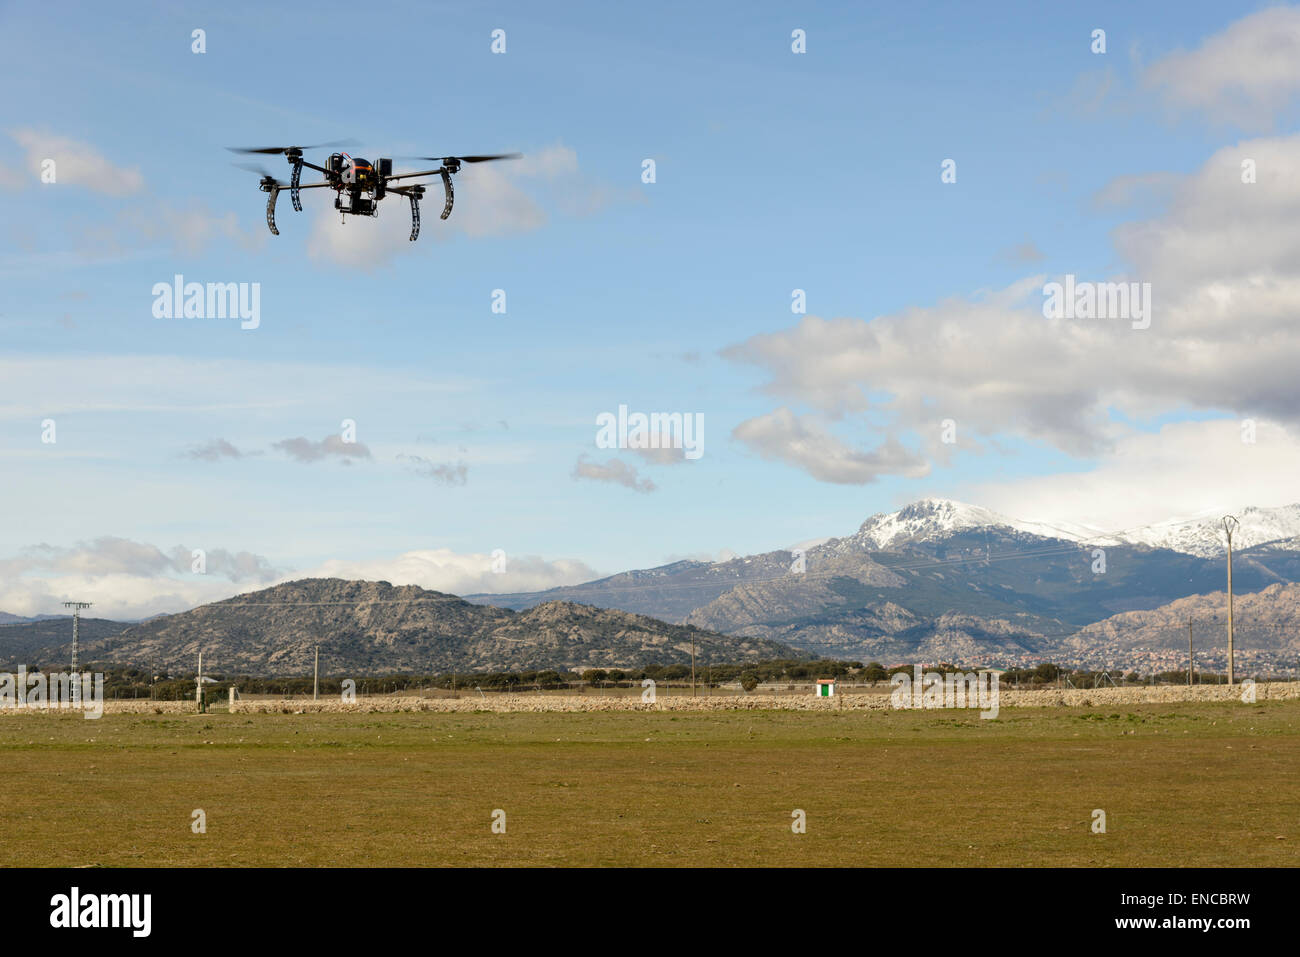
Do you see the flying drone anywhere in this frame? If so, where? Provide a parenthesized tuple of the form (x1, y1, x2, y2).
(229, 140, 522, 241)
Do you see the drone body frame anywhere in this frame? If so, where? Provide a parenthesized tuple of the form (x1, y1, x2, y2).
(229, 143, 521, 241)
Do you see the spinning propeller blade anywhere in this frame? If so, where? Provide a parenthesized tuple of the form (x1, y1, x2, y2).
(399, 152, 523, 164)
(227, 139, 358, 155)
(233, 162, 286, 185)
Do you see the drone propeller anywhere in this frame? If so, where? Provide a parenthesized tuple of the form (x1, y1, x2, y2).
(227, 139, 358, 155)
(233, 162, 286, 185)
(401, 153, 523, 164)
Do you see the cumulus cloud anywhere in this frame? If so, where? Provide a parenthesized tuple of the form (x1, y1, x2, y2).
(0, 538, 279, 583)
(0, 574, 255, 622)
(273, 435, 372, 463)
(2, 131, 263, 255)
(965, 418, 1300, 534)
(732, 408, 929, 484)
(397, 454, 468, 485)
(1144, 7, 1300, 129)
(295, 549, 601, 597)
(571, 455, 656, 493)
(6, 129, 144, 195)
(0, 537, 283, 618)
(722, 132, 1300, 483)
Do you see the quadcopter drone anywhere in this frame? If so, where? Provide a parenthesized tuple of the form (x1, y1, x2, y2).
(229, 140, 521, 241)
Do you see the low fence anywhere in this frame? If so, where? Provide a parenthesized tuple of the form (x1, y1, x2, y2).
(224, 680, 1300, 715)
(7, 681, 1296, 717)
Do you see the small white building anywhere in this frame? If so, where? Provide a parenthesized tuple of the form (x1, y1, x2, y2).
(815, 678, 835, 698)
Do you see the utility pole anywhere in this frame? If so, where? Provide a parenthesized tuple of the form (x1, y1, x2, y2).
(313, 646, 319, 701)
(1224, 516, 1239, 685)
(196, 651, 205, 713)
(1188, 620, 1194, 686)
(690, 634, 697, 697)
(63, 601, 92, 705)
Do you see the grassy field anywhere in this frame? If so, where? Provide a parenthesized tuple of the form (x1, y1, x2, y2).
(2, 699, 1297, 866)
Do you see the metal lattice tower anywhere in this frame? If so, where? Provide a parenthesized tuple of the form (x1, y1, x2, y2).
(63, 601, 93, 673)
(63, 601, 92, 706)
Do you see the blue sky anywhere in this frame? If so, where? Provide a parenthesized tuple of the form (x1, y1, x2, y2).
(4, 0, 1300, 616)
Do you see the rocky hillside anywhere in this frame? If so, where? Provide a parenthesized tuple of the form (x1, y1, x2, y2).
(65, 578, 796, 676)
(0, 617, 130, 669)
(1063, 582, 1300, 657)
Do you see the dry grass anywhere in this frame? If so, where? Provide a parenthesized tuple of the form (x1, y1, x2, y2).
(2, 698, 1296, 867)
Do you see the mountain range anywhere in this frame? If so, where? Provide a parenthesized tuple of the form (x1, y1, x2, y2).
(469, 499, 1300, 666)
(8, 499, 1300, 674)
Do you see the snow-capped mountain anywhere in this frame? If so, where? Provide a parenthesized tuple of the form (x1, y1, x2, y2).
(843, 498, 1097, 551)
(1087, 504, 1300, 557)
(821, 498, 1300, 558)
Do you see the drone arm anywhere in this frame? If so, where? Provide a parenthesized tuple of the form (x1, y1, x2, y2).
(384, 167, 447, 183)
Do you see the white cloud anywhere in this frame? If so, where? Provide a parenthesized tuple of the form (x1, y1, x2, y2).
(0, 543, 597, 619)
(0, 573, 257, 621)
(7, 129, 144, 195)
(722, 132, 1300, 484)
(965, 418, 1300, 533)
(297, 549, 600, 597)
(0, 538, 279, 582)
(732, 408, 929, 485)
(1144, 7, 1300, 129)
(0, 538, 282, 619)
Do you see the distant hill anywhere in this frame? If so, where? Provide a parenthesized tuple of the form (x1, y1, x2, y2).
(0, 617, 130, 668)
(0, 612, 66, 625)
(71, 578, 797, 676)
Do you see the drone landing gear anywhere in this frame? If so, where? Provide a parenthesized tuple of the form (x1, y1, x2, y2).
(440, 169, 454, 220)
(290, 157, 304, 212)
(266, 184, 280, 236)
(408, 186, 424, 242)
